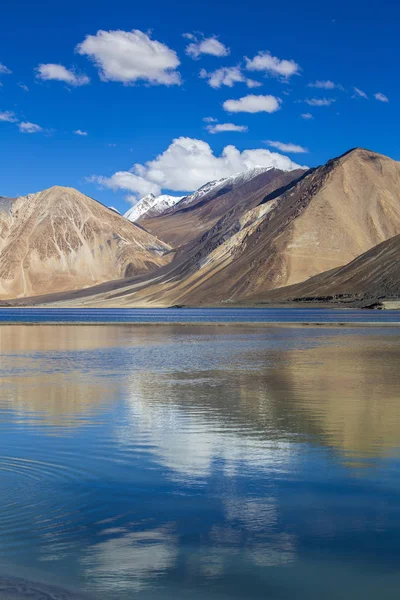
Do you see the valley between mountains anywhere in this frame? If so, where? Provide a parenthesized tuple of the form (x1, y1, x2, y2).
(2, 147, 400, 308)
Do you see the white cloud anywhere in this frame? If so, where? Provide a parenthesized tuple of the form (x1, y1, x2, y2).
(0, 63, 12, 75)
(74, 129, 88, 136)
(0, 110, 18, 123)
(245, 51, 300, 78)
(200, 66, 261, 89)
(207, 123, 248, 134)
(308, 80, 336, 89)
(375, 92, 389, 103)
(185, 34, 229, 59)
(203, 116, 218, 123)
(91, 171, 162, 199)
(266, 140, 308, 153)
(18, 83, 29, 92)
(353, 87, 368, 99)
(223, 94, 281, 113)
(300, 112, 313, 119)
(36, 63, 90, 86)
(76, 29, 181, 86)
(305, 97, 335, 106)
(90, 136, 305, 200)
(18, 121, 43, 133)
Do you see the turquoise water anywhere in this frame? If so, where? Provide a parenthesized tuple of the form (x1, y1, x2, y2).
(1, 323, 400, 598)
(1, 307, 400, 323)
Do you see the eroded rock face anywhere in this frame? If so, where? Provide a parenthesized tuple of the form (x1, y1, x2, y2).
(0, 186, 173, 299)
(54, 148, 400, 308)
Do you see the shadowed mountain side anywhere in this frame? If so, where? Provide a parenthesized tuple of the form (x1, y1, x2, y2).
(52, 147, 400, 307)
(0, 186, 173, 299)
(4, 148, 400, 307)
(251, 233, 400, 305)
(139, 168, 306, 248)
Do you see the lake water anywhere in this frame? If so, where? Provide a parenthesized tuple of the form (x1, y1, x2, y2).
(1, 307, 400, 323)
(1, 321, 400, 599)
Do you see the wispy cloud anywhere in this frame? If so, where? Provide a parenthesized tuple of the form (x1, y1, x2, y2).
(308, 80, 343, 90)
(0, 63, 12, 75)
(374, 92, 389, 102)
(206, 122, 248, 134)
(36, 63, 90, 86)
(203, 116, 218, 123)
(245, 51, 300, 79)
(300, 112, 313, 119)
(266, 140, 308, 153)
(0, 110, 18, 123)
(18, 83, 29, 92)
(223, 94, 281, 113)
(200, 66, 261, 89)
(352, 87, 368, 99)
(74, 129, 88, 136)
(184, 33, 230, 59)
(305, 98, 335, 106)
(19, 121, 43, 133)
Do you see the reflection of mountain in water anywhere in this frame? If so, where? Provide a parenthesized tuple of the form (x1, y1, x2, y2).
(2, 324, 400, 455)
(119, 329, 400, 465)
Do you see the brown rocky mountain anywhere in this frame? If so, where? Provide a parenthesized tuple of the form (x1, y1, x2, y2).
(3, 147, 400, 307)
(139, 166, 306, 247)
(256, 232, 400, 306)
(56, 147, 400, 307)
(0, 186, 172, 299)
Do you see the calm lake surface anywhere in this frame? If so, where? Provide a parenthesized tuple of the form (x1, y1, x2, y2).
(1, 307, 400, 323)
(1, 320, 400, 598)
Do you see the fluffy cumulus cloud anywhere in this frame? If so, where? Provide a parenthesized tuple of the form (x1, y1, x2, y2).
(245, 51, 300, 78)
(0, 110, 18, 122)
(200, 66, 261, 89)
(74, 129, 88, 136)
(305, 97, 335, 106)
(90, 136, 306, 201)
(375, 92, 389, 102)
(184, 33, 229, 59)
(206, 122, 248, 134)
(0, 63, 12, 75)
(36, 64, 90, 86)
(266, 140, 308, 153)
(300, 112, 313, 119)
(76, 29, 181, 86)
(223, 94, 281, 113)
(19, 121, 43, 133)
(353, 87, 368, 99)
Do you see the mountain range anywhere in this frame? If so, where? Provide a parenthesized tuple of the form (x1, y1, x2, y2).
(2, 148, 400, 308)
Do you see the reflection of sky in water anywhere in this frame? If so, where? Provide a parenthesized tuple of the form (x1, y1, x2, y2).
(1, 324, 400, 599)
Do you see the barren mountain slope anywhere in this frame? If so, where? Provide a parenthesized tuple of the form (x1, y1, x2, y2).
(0, 186, 172, 299)
(61, 147, 400, 307)
(6, 148, 400, 307)
(139, 167, 306, 247)
(253, 232, 400, 304)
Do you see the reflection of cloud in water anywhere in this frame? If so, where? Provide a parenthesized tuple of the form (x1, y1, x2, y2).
(119, 373, 296, 479)
(82, 527, 177, 592)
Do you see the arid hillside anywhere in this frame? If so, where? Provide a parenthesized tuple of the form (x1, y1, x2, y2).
(0, 186, 172, 299)
(139, 166, 306, 247)
(4, 148, 400, 307)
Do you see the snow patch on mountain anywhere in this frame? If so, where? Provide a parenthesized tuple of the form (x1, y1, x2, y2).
(178, 166, 274, 209)
(124, 193, 184, 222)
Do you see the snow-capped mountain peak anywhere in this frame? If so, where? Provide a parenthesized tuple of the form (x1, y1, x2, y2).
(124, 193, 184, 222)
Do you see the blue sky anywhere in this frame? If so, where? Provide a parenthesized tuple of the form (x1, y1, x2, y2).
(0, 0, 398, 214)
